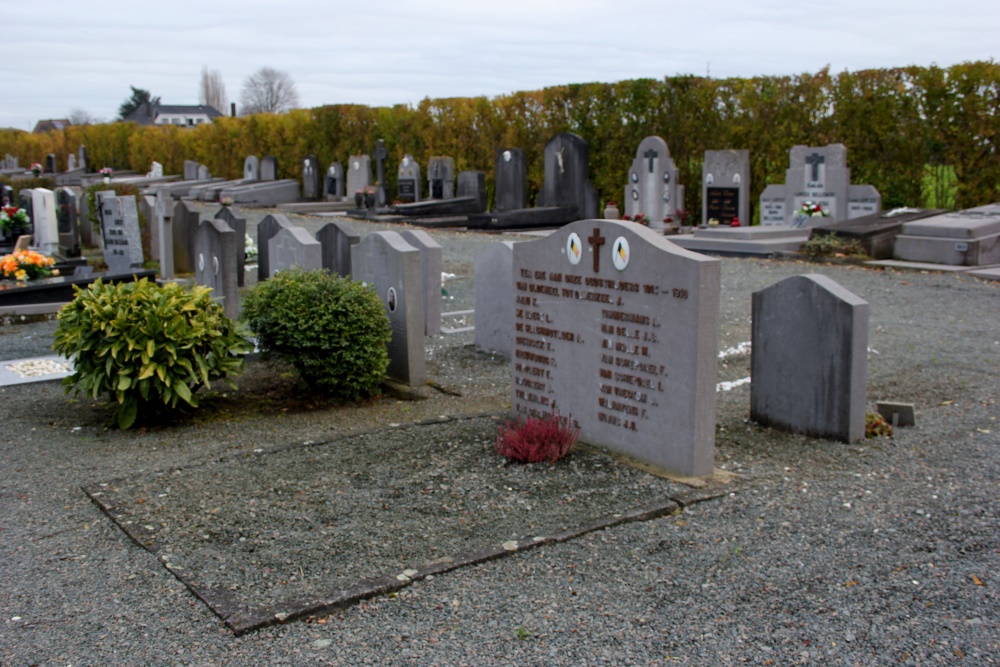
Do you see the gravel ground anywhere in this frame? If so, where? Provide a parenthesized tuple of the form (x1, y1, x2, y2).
(1, 215, 998, 665)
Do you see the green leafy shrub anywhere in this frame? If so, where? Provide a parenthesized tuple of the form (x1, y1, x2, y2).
(865, 411, 893, 438)
(241, 268, 391, 399)
(495, 410, 579, 463)
(53, 278, 253, 429)
(801, 232, 868, 260)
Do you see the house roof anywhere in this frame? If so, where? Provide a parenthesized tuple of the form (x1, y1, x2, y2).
(125, 103, 224, 125)
(33, 119, 71, 133)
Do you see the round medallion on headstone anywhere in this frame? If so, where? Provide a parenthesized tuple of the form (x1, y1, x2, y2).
(212, 256, 219, 275)
(663, 172, 671, 184)
(733, 173, 741, 184)
(402, 157, 409, 166)
(706, 173, 714, 185)
(662, 192, 670, 202)
(611, 237, 630, 271)
(353, 161, 360, 170)
(631, 172, 638, 183)
(631, 188, 638, 201)
(198, 253, 205, 272)
(386, 287, 397, 312)
(565, 232, 582, 266)
(503, 150, 512, 162)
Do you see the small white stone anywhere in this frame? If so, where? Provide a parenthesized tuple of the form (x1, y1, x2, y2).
(502, 540, 518, 551)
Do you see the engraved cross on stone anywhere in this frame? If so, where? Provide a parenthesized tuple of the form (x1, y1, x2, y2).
(587, 227, 606, 272)
(644, 148, 658, 173)
(805, 153, 824, 183)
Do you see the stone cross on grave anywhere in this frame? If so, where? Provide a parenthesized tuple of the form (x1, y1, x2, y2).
(644, 148, 658, 173)
(587, 227, 605, 272)
(373, 140, 388, 205)
(805, 153, 825, 183)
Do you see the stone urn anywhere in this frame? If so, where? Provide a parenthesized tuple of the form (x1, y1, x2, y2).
(603, 203, 620, 220)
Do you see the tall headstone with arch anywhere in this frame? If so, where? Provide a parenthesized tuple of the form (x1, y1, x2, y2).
(623, 136, 683, 231)
(702, 150, 750, 226)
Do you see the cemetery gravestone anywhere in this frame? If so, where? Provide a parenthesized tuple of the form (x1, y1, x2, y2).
(45, 154, 56, 174)
(397, 155, 421, 203)
(256, 214, 294, 281)
(197, 164, 211, 180)
(623, 136, 683, 230)
(750, 274, 868, 442)
(702, 149, 750, 226)
(31, 189, 59, 256)
(261, 156, 278, 181)
(268, 226, 322, 277)
(315, 221, 359, 278)
(78, 146, 87, 172)
(457, 171, 487, 212)
(183, 160, 199, 180)
(149, 161, 164, 178)
(398, 229, 442, 336)
(67, 154, 77, 171)
(55, 187, 81, 257)
(172, 200, 201, 274)
(194, 218, 240, 320)
(18, 190, 33, 222)
(214, 206, 248, 286)
(373, 140, 389, 207)
(244, 155, 260, 182)
(473, 241, 516, 357)
(325, 162, 345, 201)
(350, 232, 426, 387)
(302, 155, 322, 201)
(99, 194, 144, 274)
(346, 155, 372, 200)
(494, 148, 527, 212)
(539, 132, 599, 220)
(427, 156, 455, 199)
(511, 219, 720, 477)
(154, 187, 174, 278)
(2, 184, 14, 208)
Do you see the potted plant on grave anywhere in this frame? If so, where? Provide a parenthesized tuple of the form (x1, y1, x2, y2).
(0, 205, 31, 242)
(98, 167, 113, 184)
(0, 249, 57, 281)
(30, 163, 42, 177)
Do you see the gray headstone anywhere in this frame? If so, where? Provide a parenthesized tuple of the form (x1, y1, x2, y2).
(31, 189, 59, 256)
(399, 229, 443, 336)
(702, 149, 750, 226)
(346, 155, 372, 199)
(350, 231, 426, 387)
(256, 214, 294, 281)
(172, 200, 200, 274)
(373, 140, 389, 206)
(67, 154, 77, 172)
(261, 156, 278, 181)
(155, 187, 174, 278)
(511, 219, 720, 477)
(45, 154, 56, 174)
(194, 218, 240, 321)
(55, 187, 80, 257)
(243, 155, 260, 182)
(99, 194, 144, 274)
(302, 155, 322, 201)
(847, 184, 883, 219)
(78, 146, 87, 172)
(183, 160, 199, 181)
(268, 227, 322, 277)
(456, 170, 487, 212)
(77, 188, 93, 247)
(149, 161, 163, 178)
(539, 133, 598, 220)
(624, 136, 682, 230)
(473, 241, 516, 357)
(325, 162, 345, 200)
(315, 221, 359, 278)
(759, 184, 788, 226)
(197, 164, 211, 180)
(427, 156, 455, 199)
(397, 154, 421, 203)
(494, 148, 527, 212)
(750, 274, 868, 443)
(214, 206, 248, 287)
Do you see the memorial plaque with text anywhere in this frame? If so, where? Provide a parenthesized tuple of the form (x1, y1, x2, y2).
(705, 187, 739, 224)
(511, 219, 720, 476)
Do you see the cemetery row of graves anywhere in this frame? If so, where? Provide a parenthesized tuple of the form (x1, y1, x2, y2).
(0, 133, 997, 477)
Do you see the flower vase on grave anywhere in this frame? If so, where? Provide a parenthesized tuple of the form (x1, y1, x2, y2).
(103, 177, 110, 185)
(364, 191, 375, 209)
(603, 202, 620, 220)
(354, 191, 363, 209)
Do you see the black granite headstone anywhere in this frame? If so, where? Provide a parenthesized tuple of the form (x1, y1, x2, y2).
(302, 155, 322, 201)
(494, 148, 526, 212)
(538, 132, 598, 220)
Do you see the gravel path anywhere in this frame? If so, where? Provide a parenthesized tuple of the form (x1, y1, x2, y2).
(1, 217, 998, 665)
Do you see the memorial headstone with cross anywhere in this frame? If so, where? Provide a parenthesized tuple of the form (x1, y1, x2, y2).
(623, 136, 683, 230)
(702, 149, 750, 226)
(397, 155, 421, 203)
(759, 144, 881, 227)
(511, 219, 720, 477)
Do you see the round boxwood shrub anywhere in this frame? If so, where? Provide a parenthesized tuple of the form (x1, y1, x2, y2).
(241, 268, 391, 399)
(53, 278, 253, 429)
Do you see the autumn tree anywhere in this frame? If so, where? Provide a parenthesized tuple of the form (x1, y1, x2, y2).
(199, 66, 228, 113)
(239, 67, 300, 115)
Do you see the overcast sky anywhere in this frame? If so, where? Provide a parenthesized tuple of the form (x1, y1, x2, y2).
(4, 0, 997, 131)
